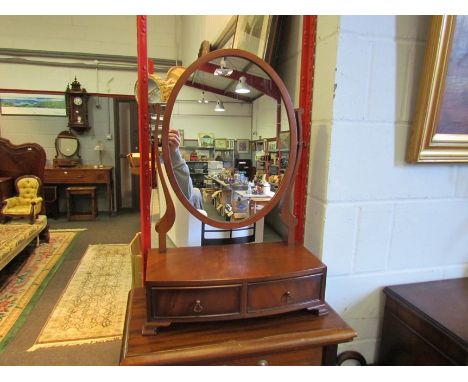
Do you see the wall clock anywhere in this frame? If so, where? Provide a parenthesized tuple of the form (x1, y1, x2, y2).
(65, 77, 90, 133)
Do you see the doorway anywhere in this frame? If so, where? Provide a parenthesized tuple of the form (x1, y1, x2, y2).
(114, 98, 140, 211)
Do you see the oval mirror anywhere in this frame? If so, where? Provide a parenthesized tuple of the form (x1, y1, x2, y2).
(56, 130, 79, 157)
(162, 49, 297, 230)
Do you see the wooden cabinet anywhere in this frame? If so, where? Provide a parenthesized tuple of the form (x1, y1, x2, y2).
(378, 277, 468, 365)
(144, 242, 327, 332)
(120, 288, 356, 366)
(0, 177, 13, 202)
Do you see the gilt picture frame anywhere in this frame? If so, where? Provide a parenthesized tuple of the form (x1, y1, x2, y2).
(236, 139, 250, 154)
(407, 15, 468, 163)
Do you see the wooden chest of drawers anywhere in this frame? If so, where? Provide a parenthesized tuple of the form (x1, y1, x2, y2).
(120, 288, 356, 366)
(144, 242, 327, 333)
(378, 278, 468, 365)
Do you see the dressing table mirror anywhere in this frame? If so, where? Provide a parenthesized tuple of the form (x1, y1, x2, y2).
(144, 49, 327, 335)
(53, 130, 81, 167)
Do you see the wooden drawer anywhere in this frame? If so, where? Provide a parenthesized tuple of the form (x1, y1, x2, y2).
(44, 169, 108, 183)
(247, 274, 322, 313)
(210, 347, 323, 366)
(149, 285, 241, 319)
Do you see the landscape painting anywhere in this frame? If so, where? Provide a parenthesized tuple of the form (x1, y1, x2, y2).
(0, 93, 66, 116)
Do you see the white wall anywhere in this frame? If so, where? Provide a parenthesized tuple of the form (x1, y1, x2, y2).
(170, 86, 252, 141)
(305, 15, 468, 363)
(0, 16, 179, 95)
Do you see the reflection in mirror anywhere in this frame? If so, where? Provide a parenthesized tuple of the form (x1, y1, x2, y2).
(53, 130, 81, 167)
(168, 53, 291, 224)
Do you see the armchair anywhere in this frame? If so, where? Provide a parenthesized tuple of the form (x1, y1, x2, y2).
(1, 175, 43, 224)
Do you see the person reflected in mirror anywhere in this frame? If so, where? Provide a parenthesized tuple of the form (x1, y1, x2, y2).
(168, 129, 203, 209)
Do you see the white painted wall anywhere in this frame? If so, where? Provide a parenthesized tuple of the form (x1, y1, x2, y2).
(305, 15, 468, 364)
(170, 86, 252, 141)
(0, 16, 179, 95)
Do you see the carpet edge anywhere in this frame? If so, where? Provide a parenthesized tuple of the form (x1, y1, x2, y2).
(0, 231, 80, 356)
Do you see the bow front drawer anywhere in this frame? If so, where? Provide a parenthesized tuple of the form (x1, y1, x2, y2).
(148, 285, 241, 319)
(247, 274, 323, 313)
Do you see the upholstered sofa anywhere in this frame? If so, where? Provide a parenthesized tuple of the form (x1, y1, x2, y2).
(0, 138, 50, 271)
(0, 215, 48, 271)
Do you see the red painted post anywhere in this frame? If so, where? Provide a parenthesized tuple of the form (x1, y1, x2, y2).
(137, 16, 151, 276)
(294, 15, 317, 244)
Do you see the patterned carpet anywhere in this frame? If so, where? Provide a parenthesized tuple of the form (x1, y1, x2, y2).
(0, 230, 79, 354)
(28, 243, 132, 351)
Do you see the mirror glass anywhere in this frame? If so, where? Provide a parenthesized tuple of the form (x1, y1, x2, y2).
(58, 136, 79, 157)
(165, 51, 295, 226)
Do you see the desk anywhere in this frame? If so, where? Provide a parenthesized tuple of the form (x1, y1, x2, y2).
(378, 277, 468, 365)
(120, 288, 356, 366)
(44, 166, 113, 215)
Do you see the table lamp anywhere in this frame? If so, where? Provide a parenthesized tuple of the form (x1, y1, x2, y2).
(94, 141, 104, 168)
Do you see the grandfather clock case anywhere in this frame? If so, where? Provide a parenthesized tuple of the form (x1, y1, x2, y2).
(65, 77, 90, 133)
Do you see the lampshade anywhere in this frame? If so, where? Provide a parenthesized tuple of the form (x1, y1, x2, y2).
(214, 57, 233, 76)
(94, 142, 104, 151)
(235, 76, 250, 94)
(214, 99, 225, 112)
(198, 91, 209, 104)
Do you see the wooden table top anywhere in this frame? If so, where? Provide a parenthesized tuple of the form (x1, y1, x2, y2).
(384, 277, 468, 345)
(120, 288, 356, 366)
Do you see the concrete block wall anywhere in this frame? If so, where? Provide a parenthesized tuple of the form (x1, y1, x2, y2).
(305, 16, 468, 363)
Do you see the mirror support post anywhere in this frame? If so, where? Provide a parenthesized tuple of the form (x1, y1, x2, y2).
(294, 15, 317, 244)
(280, 109, 303, 245)
(137, 15, 151, 274)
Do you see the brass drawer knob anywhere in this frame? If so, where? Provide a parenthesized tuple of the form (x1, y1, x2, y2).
(257, 359, 269, 366)
(193, 300, 204, 313)
(282, 291, 293, 304)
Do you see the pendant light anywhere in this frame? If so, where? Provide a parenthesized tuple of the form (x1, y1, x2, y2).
(235, 76, 250, 94)
(198, 91, 209, 104)
(214, 57, 233, 76)
(214, 99, 225, 112)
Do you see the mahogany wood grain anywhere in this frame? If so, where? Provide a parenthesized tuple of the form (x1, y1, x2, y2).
(379, 277, 468, 365)
(44, 165, 113, 214)
(120, 288, 356, 366)
(146, 242, 325, 283)
(144, 242, 327, 326)
(0, 177, 13, 202)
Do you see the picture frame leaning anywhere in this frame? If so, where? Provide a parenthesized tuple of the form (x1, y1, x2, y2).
(406, 15, 468, 163)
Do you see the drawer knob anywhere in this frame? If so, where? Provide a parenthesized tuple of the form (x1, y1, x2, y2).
(257, 359, 269, 366)
(193, 300, 204, 313)
(282, 291, 293, 304)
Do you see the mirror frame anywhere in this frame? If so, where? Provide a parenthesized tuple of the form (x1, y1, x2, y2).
(54, 130, 81, 158)
(162, 48, 297, 230)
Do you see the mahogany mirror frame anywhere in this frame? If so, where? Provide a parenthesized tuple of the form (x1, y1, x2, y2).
(161, 48, 298, 230)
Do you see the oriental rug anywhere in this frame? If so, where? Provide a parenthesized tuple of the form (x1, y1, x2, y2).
(28, 243, 132, 351)
(0, 230, 80, 354)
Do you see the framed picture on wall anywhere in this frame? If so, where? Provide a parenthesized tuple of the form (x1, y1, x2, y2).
(198, 133, 215, 148)
(267, 139, 277, 152)
(279, 131, 290, 151)
(236, 139, 250, 154)
(0, 92, 66, 116)
(214, 138, 228, 149)
(232, 16, 281, 64)
(178, 129, 185, 146)
(407, 15, 468, 163)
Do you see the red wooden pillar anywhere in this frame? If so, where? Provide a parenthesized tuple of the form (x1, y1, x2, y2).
(294, 15, 317, 244)
(137, 16, 151, 275)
